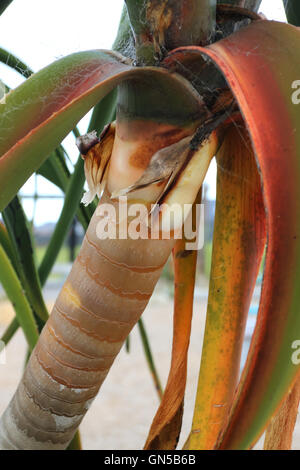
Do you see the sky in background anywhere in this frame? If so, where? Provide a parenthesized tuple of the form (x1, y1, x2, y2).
(0, 0, 287, 225)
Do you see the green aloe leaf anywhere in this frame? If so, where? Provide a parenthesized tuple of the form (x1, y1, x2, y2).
(87, 89, 117, 136)
(0, 316, 18, 346)
(138, 318, 163, 401)
(0, 223, 20, 343)
(202, 20, 300, 449)
(0, 47, 32, 78)
(38, 88, 117, 285)
(0, 0, 13, 16)
(37, 147, 70, 191)
(0, 47, 201, 211)
(0, 48, 82, 198)
(112, 5, 134, 56)
(0, 221, 17, 269)
(38, 156, 86, 286)
(2, 196, 49, 324)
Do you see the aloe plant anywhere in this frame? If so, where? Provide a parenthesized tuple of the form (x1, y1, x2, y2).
(0, 0, 300, 451)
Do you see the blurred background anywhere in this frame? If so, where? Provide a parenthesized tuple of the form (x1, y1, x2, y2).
(1, 0, 297, 450)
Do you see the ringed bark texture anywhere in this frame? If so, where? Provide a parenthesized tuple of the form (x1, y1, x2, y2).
(0, 192, 174, 450)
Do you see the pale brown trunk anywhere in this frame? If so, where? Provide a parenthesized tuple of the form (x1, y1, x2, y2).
(0, 192, 174, 450)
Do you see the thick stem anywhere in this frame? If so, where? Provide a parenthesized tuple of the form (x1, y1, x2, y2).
(283, 0, 300, 26)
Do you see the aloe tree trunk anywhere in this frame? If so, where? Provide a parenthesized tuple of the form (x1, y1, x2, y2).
(125, 0, 216, 63)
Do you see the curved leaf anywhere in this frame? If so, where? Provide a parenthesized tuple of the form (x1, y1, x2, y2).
(0, 0, 13, 16)
(165, 19, 300, 449)
(187, 123, 266, 450)
(283, 0, 300, 26)
(0, 221, 16, 268)
(144, 194, 200, 450)
(0, 316, 18, 346)
(0, 47, 33, 78)
(0, 49, 203, 211)
(112, 5, 134, 57)
(137, 318, 163, 401)
(199, 20, 300, 449)
(125, 0, 216, 62)
(216, 0, 261, 11)
(37, 147, 70, 191)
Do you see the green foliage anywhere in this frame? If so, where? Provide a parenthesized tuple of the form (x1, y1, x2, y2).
(0, 244, 39, 350)
(3, 197, 49, 324)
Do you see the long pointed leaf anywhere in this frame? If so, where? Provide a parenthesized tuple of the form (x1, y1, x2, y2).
(0, 48, 91, 225)
(216, 0, 261, 11)
(144, 195, 200, 450)
(0, 47, 33, 78)
(37, 147, 70, 191)
(0, 48, 87, 213)
(0, 245, 38, 350)
(38, 157, 84, 286)
(0, 0, 13, 16)
(198, 20, 300, 449)
(0, 221, 16, 268)
(0, 50, 129, 210)
(187, 123, 265, 450)
(112, 5, 134, 57)
(3, 196, 49, 324)
(38, 89, 117, 284)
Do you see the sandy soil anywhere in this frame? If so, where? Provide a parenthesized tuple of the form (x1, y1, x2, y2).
(0, 282, 300, 450)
